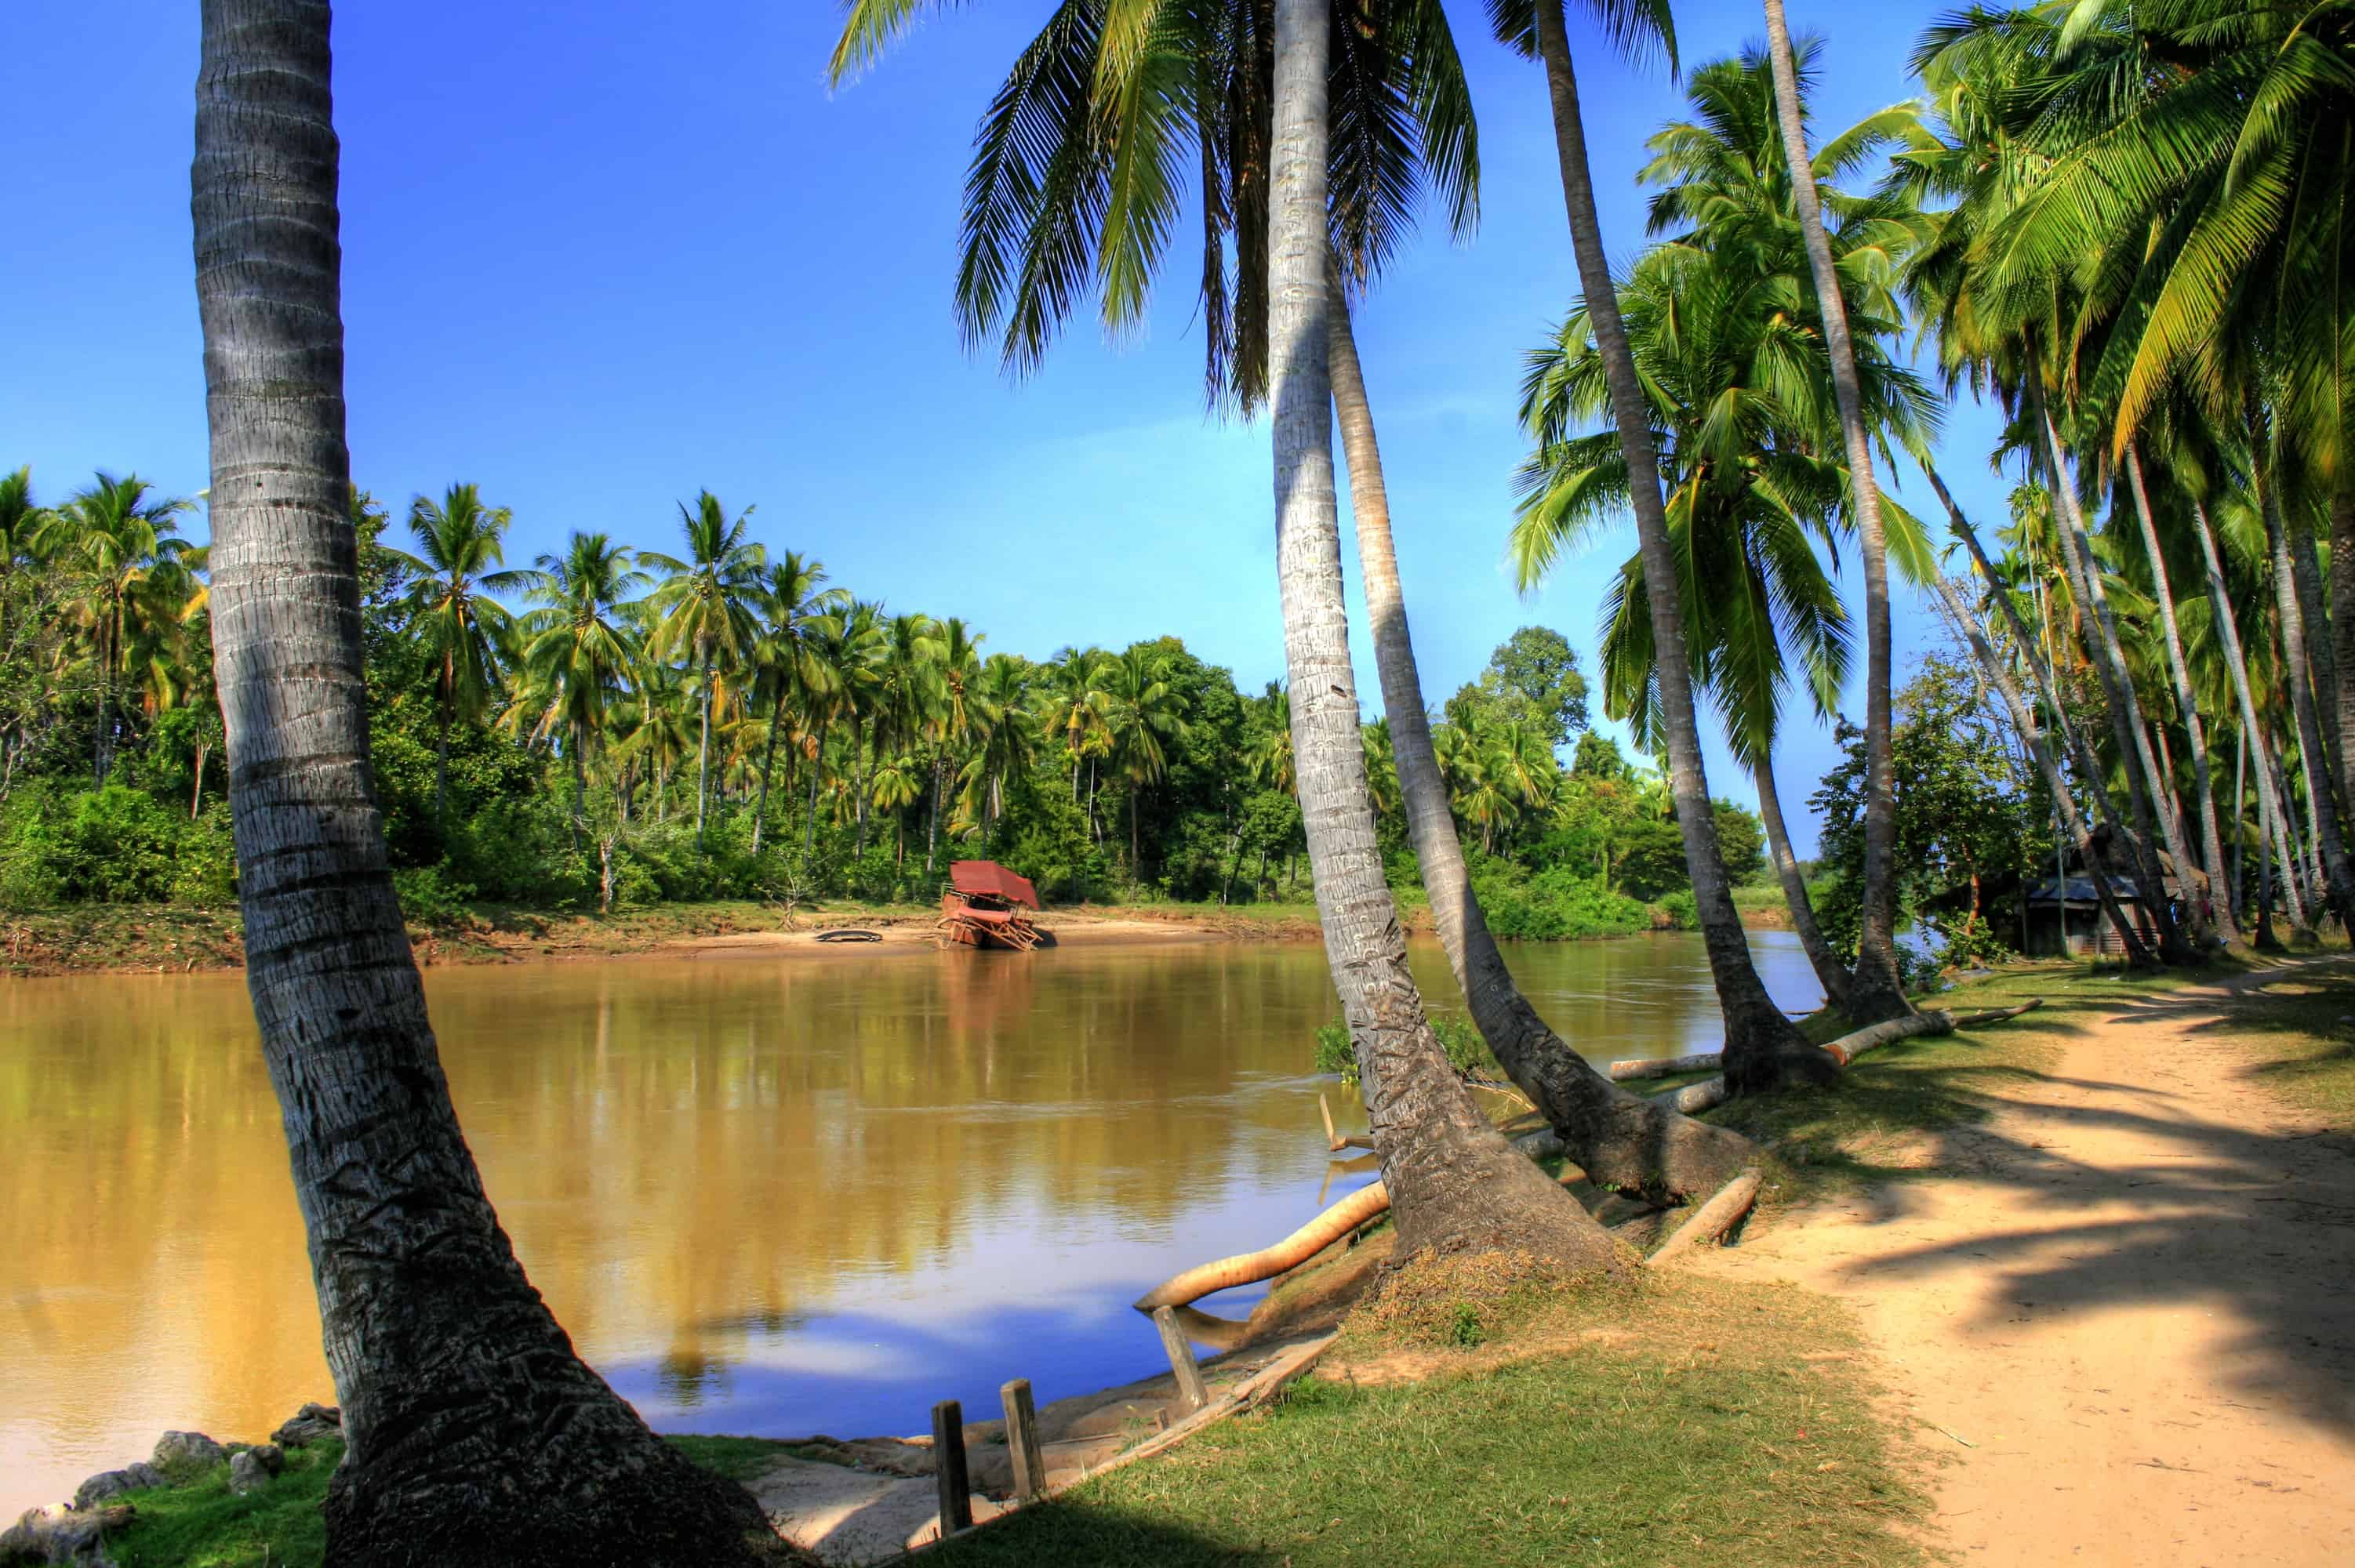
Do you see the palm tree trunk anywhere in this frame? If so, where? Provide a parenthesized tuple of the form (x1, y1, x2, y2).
(1270, 0, 1623, 1265)
(192, 9, 771, 1563)
(191, 737, 208, 818)
(2332, 477, 2355, 821)
(93, 614, 114, 786)
(2231, 724, 2247, 922)
(2259, 452, 2355, 928)
(569, 723, 588, 851)
(1328, 271, 1752, 1200)
(2256, 785, 2281, 949)
(1929, 570, 2154, 965)
(434, 687, 451, 822)
(2287, 497, 2345, 792)
(693, 646, 713, 848)
(925, 755, 941, 873)
(1530, 0, 1827, 1093)
(2188, 492, 2307, 930)
(805, 716, 827, 853)
(1130, 783, 1141, 877)
(751, 689, 783, 854)
(2124, 448, 2234, 941)
(2035, 394, 2201, 956)
(1759, 0, 1908, 1021)
(1753, 753, 1860, 1003)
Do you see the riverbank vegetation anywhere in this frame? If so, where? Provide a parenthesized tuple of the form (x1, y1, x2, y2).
(0, 484, 1769, 936)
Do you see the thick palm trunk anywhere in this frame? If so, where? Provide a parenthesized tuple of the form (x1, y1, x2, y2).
(1929, 571, 2153, 964)
(1759, 0, 1908, 1022)
(192, 9, 774, 1563)
(2188, 493, 2309, 931)
(1752, 753, 1859, 1002)
(1328, 274, 1753, 1201)
(2124, 449, 2235, 941)
(2035, 397, 2201, 956)
(1270, 0, 1623, 1268)
(2259, 461, 2355, 928)
(1532, 0, 1829, 1094)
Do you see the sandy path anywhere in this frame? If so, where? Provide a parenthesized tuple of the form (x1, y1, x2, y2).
(1690, 961, 2355, 1566)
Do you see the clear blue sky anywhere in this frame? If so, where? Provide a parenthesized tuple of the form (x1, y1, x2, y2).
(4, 1, 2009, 857)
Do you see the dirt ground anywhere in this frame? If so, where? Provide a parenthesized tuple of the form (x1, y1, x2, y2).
(1690, 961, 2355, 1566)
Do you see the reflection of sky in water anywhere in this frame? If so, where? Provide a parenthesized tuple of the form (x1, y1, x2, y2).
(0, 930, 1818, 1512)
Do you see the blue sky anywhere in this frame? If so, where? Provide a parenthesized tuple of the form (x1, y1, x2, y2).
(4, 1, 2010, 856)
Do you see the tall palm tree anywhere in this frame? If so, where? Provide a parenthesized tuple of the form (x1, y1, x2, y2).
(927, 615, 987, 871)
(398, 484, 522, 821)
(747, 550, 850, 854)
(1101, 644, 1188, 878)
(810, 599, 885, 855)
(1753, 4, 1912, 1014)
(1517, 0, 1831, 1091)
(962, 653, 1036, 824)
(1040, 644, 1111, 800)
(49, 472, 197, 785)
(1266, 0, 1622, 1267)
(191, 6, 772, 1561)
(641, 490, 765, 847)
(0, 466, 45, 642)
(515, 532, 646, 840)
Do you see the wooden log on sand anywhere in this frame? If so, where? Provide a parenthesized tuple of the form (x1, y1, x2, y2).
(1135, 1181, 1390, 1311)
(1620, 993, 2044, 1083)
(1648, 1168, 1764, 1267)
(1608, 1051, 1724, 1082)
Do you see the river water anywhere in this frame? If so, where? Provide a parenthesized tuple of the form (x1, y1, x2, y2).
(0, 930, 1819, 1513)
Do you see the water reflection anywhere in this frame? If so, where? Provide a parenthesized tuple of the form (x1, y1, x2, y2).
(0, 931, 1817, 1512)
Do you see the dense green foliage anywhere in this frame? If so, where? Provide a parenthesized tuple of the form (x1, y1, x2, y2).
(0, 470, 1763, 928)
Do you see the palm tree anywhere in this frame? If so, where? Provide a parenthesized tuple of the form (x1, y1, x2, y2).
(1040, 645, 1111, 801)
(398, 484, 522, 821)
(927, 615, 987, 872)
(1515, 0, 1830, 1091)
(1243, 683, 1296, 794)
(515, 532, 646, 840)
(48, 472, 197, 785)
(1264, 0, 1621, 1269)
(809, 600, 885, 855)
(1101, 644, 1188, 879)
(1750, 5, 1913, 1014)
(0, 466, 45, 642)
(641, 490, 765, 847)
(191, 7, 772, 1561)
(747, 551, 850, 854)
(870, 752, 924, 871)
(962, 653, 1036, 824)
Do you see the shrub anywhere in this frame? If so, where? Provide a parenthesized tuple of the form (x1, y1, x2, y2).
(0, 783, 227, 906)
(1313, 1012, 1499, 1086)
(391, 863, 478, 930)
(1469, 855, 1652, 941)
(1656, 888, 1698, 931)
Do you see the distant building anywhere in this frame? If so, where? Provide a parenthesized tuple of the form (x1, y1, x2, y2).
(2024, 875, 2160, 957)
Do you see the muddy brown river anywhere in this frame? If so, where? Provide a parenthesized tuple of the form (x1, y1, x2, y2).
(0, 931, 1819, 1512)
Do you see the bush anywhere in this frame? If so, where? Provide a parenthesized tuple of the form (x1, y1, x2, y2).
(1313, 1012, 1500, 1087)
(391, 863, 478, 930)
(1468, 855, 1652, 941)
(1655, 888, 1698, 931)
(0, 783, 233, 907)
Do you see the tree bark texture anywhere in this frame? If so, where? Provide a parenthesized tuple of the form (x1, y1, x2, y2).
(1270, 0, 1619, 1272)
(2124, 449, 2234, 941)
(193, 8, 777, 1563)
(1758, 0, 1909, 1022)
(2260, 460, 2355, 930)
(1530, 0, 1826, 1094)
(1328, 274, 1753, 1203)
(2334, 478, 2355, 832)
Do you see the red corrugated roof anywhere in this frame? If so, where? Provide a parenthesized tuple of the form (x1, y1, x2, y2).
(950, 860, 1040, 909)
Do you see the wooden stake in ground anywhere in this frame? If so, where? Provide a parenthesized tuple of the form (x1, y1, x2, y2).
(1152, 1305, 1212, 1414)
(999, 1379, 1045, 1503)
(931, 1399, 972, 1534)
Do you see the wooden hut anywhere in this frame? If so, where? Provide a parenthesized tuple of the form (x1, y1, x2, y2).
(938, 860, 1047, 951)
(2025, 875, 2159, 956)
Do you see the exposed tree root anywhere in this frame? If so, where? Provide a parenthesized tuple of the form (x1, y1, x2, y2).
(1639, 999, 2047, 1114)
(1648, 1168, 1764, 1267)
(1136, 1182, 1392, 1311)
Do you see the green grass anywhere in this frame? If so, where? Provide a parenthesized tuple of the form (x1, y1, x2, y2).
(87, 1435, 807, 1568)
(2186, 969, 2355, 1129)
(929, 1274, 1923, 1568)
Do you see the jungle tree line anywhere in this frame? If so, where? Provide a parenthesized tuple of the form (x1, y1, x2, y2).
(162, 0, 2355, 1559)
(1, 461, 1753, 918)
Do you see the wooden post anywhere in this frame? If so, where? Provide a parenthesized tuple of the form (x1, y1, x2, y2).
(1151, 1305, 1210, 1414)
(931, 1399, 972, 1534)
(999, 1378, 1045, 1503)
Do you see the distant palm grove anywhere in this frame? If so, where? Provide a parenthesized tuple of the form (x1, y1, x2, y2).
(0, 465, 1766, 931)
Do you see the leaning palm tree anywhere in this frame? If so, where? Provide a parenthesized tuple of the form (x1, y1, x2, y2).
(398, 484, 522, 821)
(1511, 0, 1831, 1091)
(514, 531, 647, 840)
(191, 6, 776, 1562)
(641, 490, 765, 847)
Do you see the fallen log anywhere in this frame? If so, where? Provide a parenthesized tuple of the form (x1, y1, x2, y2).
(1608, 1051, 1724, 1082)
(1623, 998, 2046, 1090)
(1135, 1181, 1390, 1311)
(1648, 1168, 1763, 1267)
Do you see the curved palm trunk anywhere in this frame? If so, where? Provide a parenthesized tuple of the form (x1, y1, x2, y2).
(1929, 571, 2153, 964)
(2124, 449, 2235, 942)
(1759, 0, 1908, 1022)
(1329, 274, 1754, 1201)
(192, 9, 772, 1563)
(2188, 493, 2310, 932)
(1752, 752, 1858, 1003)
(2259, 460, 2355, 928)
(1531, 0, 1828, 1094)
(2035, 397, 2201, 956)
(1270, 0, 1622, 1268)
